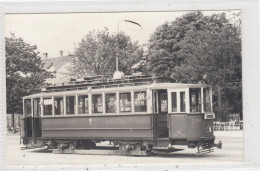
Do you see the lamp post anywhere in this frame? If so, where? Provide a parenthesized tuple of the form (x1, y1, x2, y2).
(115, 20, 142, 73)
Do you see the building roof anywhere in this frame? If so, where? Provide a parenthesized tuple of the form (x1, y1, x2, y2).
(42, 55, 73, 72)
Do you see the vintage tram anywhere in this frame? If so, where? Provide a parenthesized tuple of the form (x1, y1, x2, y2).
(21, 73, 221, 155)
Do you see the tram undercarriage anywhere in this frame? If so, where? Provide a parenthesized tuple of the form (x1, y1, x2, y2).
(23, 137, 222, 155)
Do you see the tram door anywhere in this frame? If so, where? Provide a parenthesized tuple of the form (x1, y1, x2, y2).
(153, 90, 169, 138)
(32, 98, 42, 138)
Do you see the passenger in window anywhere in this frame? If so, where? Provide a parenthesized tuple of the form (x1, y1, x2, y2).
(78, 95, 89, 114)
(120, 93, 131, 112)
(134, 92, 147, 112)
(92, 95, 103, 113)
(106, 94, 116, 113)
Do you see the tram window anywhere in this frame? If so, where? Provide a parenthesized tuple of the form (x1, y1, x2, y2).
(24, 99, 32, 116)
(78, 95, 88, 114)
(54, 97, 64, 115)
(105, 93, 116, 113)
(66, 96, 75, 115)
(92, 94, 103, 113)
(134, 91, 147, 112)
(189, 88, 201, 112)
(159, 91, 168, 113)
(171, 92, 177, 112)
(33, 98, 41, 117)
(203, 88, 211, 112)
(180, 92, 186, 112)
(120, 93, 132, 112)
(153, 91, 158, 113)
(43, 98, 53, 115)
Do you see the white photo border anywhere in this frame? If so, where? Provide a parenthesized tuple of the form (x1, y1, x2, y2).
(0, 0, 259, 170)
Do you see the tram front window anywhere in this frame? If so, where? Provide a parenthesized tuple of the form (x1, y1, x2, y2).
(189, 88, 201, 112)
(180, 92, 186, 112)
(134, 91, 147, 112)
(24, 99, 32, 116)
(43, 98, 52, 115)
(204, 88, 212, 112)
(171, 92, 177, 112)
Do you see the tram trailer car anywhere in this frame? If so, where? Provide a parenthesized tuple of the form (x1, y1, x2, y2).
(21, 75, 222, 155)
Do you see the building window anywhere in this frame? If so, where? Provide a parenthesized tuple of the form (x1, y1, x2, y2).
(189, 88, 201, 112)
(24, 99, 32, 116)
(119, 93, 132, 112)
(54, 97, 64, 115)
(180, 92, 186, 112)
(171, 92, 177, 112)
(92, 94, 103, 113)
(106, 93, 116, 113)
(66, 96, 75, 115)
(43, 98, 53, 115)
(134, 91, 147, 112)
(78, 95, 89, 114)
(33, 98, 41, 117)
(203, 88, 211, 112)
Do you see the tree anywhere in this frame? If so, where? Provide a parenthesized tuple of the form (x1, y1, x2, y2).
(71, 28, 143, 77)
(147, 12, 242, 120)
(6, 34, 51, 126)
(146, 12, 206, 76)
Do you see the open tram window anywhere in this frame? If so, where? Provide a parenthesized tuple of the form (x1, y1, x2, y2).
(203, 88, 212, 112)
(180, 92, 186, 112)
(43, 98, 53, 115)
(78, 95, 89, 114)
(119, 92, 132, 112)
(24, 99, 32, 117)
(54, 97, 64, 115)
(105, 93, 116, 113)
(66, 96, 75, 115)
(92, 94, 103, 113)
(189, 88, 201, 112)
(171, 92, 177, 112)
(33, 98, 41, 117)
(134, 91, 147, 112)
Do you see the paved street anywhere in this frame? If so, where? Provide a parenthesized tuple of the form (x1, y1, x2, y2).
(6, 131, 243, 166)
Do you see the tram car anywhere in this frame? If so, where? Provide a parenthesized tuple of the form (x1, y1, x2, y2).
(21, 73, 222, 155)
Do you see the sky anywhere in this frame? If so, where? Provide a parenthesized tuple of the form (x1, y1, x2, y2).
(5, 11, 238, 58)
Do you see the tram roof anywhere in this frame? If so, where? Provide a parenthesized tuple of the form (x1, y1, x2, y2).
(23, 82, 211, 99)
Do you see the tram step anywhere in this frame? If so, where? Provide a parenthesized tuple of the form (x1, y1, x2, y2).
(153, 138, 170, 148)
(197, 148, 214, 155)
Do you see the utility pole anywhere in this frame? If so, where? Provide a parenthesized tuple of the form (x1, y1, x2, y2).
(217, 87, 222, 121)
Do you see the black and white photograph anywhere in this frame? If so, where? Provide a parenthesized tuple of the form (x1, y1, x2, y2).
(1, 1, 259, 170)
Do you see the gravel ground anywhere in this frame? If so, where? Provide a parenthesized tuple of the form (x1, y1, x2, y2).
(5, 131, 243, 166)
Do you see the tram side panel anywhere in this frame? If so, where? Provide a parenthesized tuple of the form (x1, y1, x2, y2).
(168, 114, 214, 143)
(41, 114, 154, 140)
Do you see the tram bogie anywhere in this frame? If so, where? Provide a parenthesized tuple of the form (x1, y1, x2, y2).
(21, 75, 221, 155)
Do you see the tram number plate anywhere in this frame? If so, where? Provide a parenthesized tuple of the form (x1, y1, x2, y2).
(204, 113, 215, 119)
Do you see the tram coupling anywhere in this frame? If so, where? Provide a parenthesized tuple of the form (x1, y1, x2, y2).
(197, 140, 222, 155)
